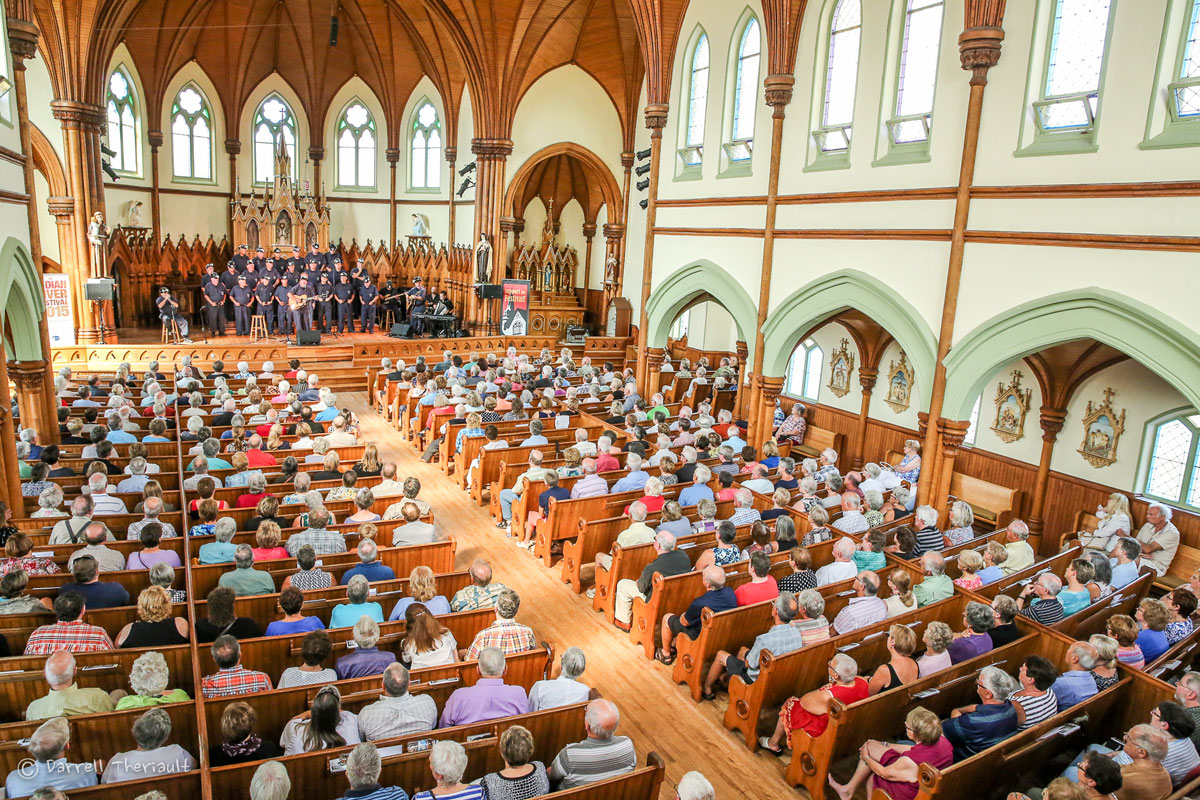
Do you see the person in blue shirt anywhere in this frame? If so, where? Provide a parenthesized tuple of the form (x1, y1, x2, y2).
(976, 541, 1008, 584)
(658, 565, 737, 663)
(1136, 598, 1172, 663)
(943, 666, 1020, 761)
(677, 464, 715, 507)
(724, 425, 748, 452)
(5, 716, 99, 797)
(266, 586, 327, 636)
(197, 521, 239, 564)
(315, 397, 341, 422)
(1109, 537, 1142, 590)
(611, 453, 650, 493)
(330, 575, 386, 628)
(1050, 641, 1101, 708)
(520, 418, 549, 446)
(341, 540, 397, 585)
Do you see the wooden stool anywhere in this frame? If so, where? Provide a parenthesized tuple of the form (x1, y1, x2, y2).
(383, 309, 397, 332)
(161, 319, 180, 344)
(250, 315, 268, 342)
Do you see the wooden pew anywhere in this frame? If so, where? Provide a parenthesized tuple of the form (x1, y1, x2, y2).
(51, 772, 202, 800)
(789, 425, 844, 461)
(948, 472, 1023, 530)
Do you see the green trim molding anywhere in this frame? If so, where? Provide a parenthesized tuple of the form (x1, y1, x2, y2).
(644, 259, 760, 366)
(759, 268, 938, 407)
(0, 236, 46, 361)
(943, 288, 1200, 421)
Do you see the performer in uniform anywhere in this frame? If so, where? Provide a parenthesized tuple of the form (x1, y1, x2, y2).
(288, 277, 312, 336)
(231, 243, 251, 272)
(231, 275, 254, 336)
(359, 275, 379, 333)
(287, 245, 305, 273)
(262, 258, 280, 288)
(381, 279, 402, 324)
(282, 260, 301, 287)
(306, 242, 327, 271)
(316, 273, 334, 333)
(335, 272, 356, 333)
(252, 247, 266, 272)
(406, 276, 427, 336)
(203, 273, 227, 335)
(273, 279, 293, 336)
(220, 261, 240, 326)
(243, 258, 260, 287)
(254, 273, 277, 334)
(156, 287, 192, 342)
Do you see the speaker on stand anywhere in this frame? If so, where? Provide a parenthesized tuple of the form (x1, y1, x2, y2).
(86, 278, 116, 345)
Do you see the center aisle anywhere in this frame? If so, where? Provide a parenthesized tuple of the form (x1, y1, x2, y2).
(343, 393, 795, 799)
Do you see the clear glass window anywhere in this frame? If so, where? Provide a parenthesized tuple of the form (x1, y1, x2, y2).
(170, 85, 212, 180)
(410, 102, 441, 190)
(336, 102, 376, 188)
(253, 95, 297, 183)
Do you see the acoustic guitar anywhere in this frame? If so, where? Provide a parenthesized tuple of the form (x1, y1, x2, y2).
(288, 292, 310, 311)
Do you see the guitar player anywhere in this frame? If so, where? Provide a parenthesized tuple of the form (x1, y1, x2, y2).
(287, 276, 313, 338)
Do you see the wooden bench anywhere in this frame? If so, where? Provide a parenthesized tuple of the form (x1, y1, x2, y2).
(790, 425, 844, 462)
(947, 472, 1023, 530)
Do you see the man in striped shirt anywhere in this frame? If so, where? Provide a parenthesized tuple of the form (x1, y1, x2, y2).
(1017, 573, 1066, 626)
(549, 699, 637, 789)
(570, 459, 609, 499)
(201, 635, 273, 698)
(913, 505, 943, 555)
(24, 592, 114, 655)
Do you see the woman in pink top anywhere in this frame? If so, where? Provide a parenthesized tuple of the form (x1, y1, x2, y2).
(250, 522, 290, 562)
(829, 706, 953, 800)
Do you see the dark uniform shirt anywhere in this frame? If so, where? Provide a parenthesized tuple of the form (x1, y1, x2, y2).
(220, 269, 240, 292)
(317, 281, 334, 302)
(230, 284, 253, 305)
(255, 280, 275, 304)
(359, 285, 378, 306)
(282, 267, 300, 287)
(203, 281, 226, 304)
(260, 268, 280, 289)
(272, 284, 292, 306)
(231, 253, 251, 271)
(334, 282, 355, 303)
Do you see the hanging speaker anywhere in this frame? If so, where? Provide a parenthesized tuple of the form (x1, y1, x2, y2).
(329, 15, 339, 46)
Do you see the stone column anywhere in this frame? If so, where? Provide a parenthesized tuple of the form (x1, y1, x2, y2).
(931, 418, 973, 522)
(634, 104, 668, 392)
(1028, 407, 1067, 555)
(581, 222, 597, 300)
(148, 129, 163, 241)
(751, 376, 785, 451)
(225, 139, 240, 240)
(853, 368, 879, 469)
(7, 15, 59, 437)
(50, 101, 106, 342)
(385, 148, 400, 247)
(0, 356, 24, 511)
(469, 138, 513, 331)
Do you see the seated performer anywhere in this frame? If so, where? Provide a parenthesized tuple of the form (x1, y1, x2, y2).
(156, 287, 192, 342)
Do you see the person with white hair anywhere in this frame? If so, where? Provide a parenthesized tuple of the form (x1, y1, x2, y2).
(705, 592, 804, 698)
(234, 361, 252, 379)
(86, 473, 127, 515)
(613, 530, 691, 626)
(4, 715, 99, 795)
(357, 663, 437, 741)
(439, 647, 529, 727)
(1133, 502, 1181, 577)
(815, 537, 859, 586)
(411, 740, 479, 800)
(611, 452, 649, 493)
(100, 707, 196, 782)
(1016, 572, 1066, 625)
(26, 650, 116, 720)
(1001, 519, 1036, 575)
(339, 742, 410, 799)
(761, 652, 869, 755)
(528, 647, 592, 710)
(912, 505, 942, 555)
(116, 456, 152, 494)
(548, 699, 636, 789)
(249, 760, 291, 800)
(942, 665, 1019, 760)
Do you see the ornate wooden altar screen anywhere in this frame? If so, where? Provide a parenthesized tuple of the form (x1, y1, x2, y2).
(507, 217, 585, 336)
(230, 136, 330, 251)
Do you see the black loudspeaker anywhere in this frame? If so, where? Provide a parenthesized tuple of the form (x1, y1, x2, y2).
(475, 283, 503, 300)
(329, 15, 339, 45)
(390, 323, 410, 338)
(297, 330, 321, 346)
(85, 278, 115, 301)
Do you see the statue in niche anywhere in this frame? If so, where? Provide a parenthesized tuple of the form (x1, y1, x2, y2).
(475, 234, 492, 284)
(411, 213, 430, 237)
(86, 211, 109, 277)
(275, 211, 291, 245)
(605, 253, 618, 287)
(125, 200, 145, 228)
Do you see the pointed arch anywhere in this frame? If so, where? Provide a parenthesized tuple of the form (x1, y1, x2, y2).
(30, 123, 68, 198)
(677, 25, 711, 168)
(408, 96, 443, 191)
(727, 9, 762, 151)
(504, 142, 623, 226)
(644, 260, 759, 365)
(943, 290, 1200, 421)
(0, 237, 45, 361)
(169, 81, 215, 181)
(333, 96, 378, 189)
(760, 269, 937, 406)
(241, 76, 308, 186)
(105, 62, 141, 175)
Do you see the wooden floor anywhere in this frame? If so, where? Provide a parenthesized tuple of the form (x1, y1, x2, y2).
(343, 392, 806, 800)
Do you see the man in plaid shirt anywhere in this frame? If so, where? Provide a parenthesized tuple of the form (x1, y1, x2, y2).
(450, 559, 509, 612)
(283, 508, 347, 556)
(464, 588, 537, 660)
(24, 592, 114, 655)
(201, 635, 273, 698)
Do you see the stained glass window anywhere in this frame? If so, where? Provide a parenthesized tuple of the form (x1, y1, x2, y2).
(171, 85, 212, 180)
(253, 94, 296, 183)
(410, 102, 441, 190)
(1145, 415, 1200, 509)
(731, 19, 761, 145)
(891, 0, 945, 144)
(1173, 0, 1200, 117)
(687, 34, 710, 150)
(1037, 0, 1113, 130)
(106, 68, 139, 174)
(817, 0, 862, 152)
(337, 102, 376, 188)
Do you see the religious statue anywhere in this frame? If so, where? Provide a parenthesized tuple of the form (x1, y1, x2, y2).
(126, 200, 145, 228)
(475, 234, 493, 284)
(86, 211, 109, 276)
(276, 211, 292, 245)
(411, 213, 430, 237)
(604, 253, 618, 287)
(543, 261, 553, 292)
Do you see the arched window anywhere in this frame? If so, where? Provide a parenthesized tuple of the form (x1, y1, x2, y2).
(670, 310, 691, 340)
(410, 102, 442, 190)
(1172, 0, 1200, 118)
(1144, 412, 1200, 510)
(815, 0, 862, 152)
(963, 395, 982, 446)
(1035, 0, 1114, 132)
(728, 18, 761, 161)
(680, 33, 710, 167)
(785, 338, 824, 401)
(0, 0, 11, 123)
(337, 101, 376, 189)
(106, 68, 139, 174)
(253, 94, 297, 184)
(889, 0, 945, 145)
(171, 84, 212, 180)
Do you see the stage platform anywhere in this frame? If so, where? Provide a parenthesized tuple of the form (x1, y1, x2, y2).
(50, 328, 633, 379)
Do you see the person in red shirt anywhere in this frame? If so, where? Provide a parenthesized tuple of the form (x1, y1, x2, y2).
(595, 435, 620, 473)
(244, 435, 278, 469)
(625, 477, 666, 516)
(735, 551, 780, 606)
(236, 474, 272, 509)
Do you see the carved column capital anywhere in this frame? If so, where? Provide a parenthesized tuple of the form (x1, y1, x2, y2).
(499, 216, 519, 234)
(959, 26, 1005, 85)
(620, 152, 635, 169)
(1038, 407, 1068, 443)
(764, 74, 795, 115)
(917, 411, 931, 442)
(6, 18, 38, 62)
(756, 375, 786, 402)
(46, 197, 75, 220)
(224, 139, 242, 156)
(582, 222, 597, 239)
(50, 101, 105, 133)
(602, 223, 626, 244)
(645, 347, 666, 370)
(858, 367, 880, 393)
(307, 146, 325, 163)
(385, 148, 401, 165)
(147, 130, 164, 150)
(444, 146, 458, 164)
(936, 418, 974, 455)
(644, 104, 670, 130)
(8, 361, 48, 390)
(471, 138, 514, 160)
(736, 341, 748, 363)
